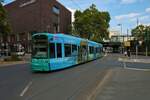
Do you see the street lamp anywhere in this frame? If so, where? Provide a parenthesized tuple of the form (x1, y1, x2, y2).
(117, 24, 122, 36)
(118, 24, 124, 53)
(135, 39, 142, 59)
(145, 27, 148, 56)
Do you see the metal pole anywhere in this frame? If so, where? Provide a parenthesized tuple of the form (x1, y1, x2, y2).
(120, 24, 122, 36)
(137, 18, 139, 26)
(145, 28, 148, 56)
(136, 45, 138, 59)
(120, 24, 123, 54)
(127, 29, 129, 41)
(146, 46, 148, 56)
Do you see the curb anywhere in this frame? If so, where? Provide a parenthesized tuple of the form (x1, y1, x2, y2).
(0, 61, 29, 68)
(118, 58, 150, 64)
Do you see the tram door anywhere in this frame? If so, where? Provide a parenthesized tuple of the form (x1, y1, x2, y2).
(78, 41, 88, 63)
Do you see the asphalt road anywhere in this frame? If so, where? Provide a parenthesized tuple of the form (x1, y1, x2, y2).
(0, 54, 150, 100)
(95, 68, 150, 100)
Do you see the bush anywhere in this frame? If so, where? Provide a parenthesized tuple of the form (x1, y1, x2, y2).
(11, 54, 22, 61)
(4, 54, 22, 61)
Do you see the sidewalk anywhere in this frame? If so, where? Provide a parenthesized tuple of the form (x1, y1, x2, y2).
(0, 54, 31, 67)
(95, 68, 150, 100)
(0, 61, 28, 67)
(118, 54, 150, 63)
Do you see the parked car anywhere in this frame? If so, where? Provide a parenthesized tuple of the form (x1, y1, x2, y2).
(16, 51, 25, 56)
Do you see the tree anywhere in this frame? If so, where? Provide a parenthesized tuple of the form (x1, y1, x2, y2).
(131, 25, 150, 54)
(131, 25, 145, 40)
(0, 1, 11, 41)
(0, 1, 11, 56)
(132, 25, 150, 41)
(73, 4, 110, 42)
(0, 1, 11, 35)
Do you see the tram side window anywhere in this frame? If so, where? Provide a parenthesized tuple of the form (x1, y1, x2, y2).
(96, 47, 98, 53)
(78, 46, 80, 53)
(98, 48, 100, 53)
(89, 46, 92, 54)
(89, 46, 94, 54)
(92, 47, 94, 54)
(57, 43, 62, 58)
(93, 47, 96, 53)
(100, 48, 102, 53)
(65, 44, 71, 57)
(72, 45, 77, 56)
(49, 43, 55, 58)
(99, 48, 101, 53)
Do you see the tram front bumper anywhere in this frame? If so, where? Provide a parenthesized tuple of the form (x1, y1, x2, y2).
(31, 63, 50, 71)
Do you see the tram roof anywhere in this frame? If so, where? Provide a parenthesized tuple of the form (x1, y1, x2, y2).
(33, 33, 102, 47)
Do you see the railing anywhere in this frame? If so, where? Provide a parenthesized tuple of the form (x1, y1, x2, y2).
(131, 52, 150, 56)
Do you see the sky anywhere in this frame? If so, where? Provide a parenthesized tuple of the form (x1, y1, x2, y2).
(4, 0, 150, 35)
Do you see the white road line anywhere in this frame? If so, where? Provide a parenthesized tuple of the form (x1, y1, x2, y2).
(118, 57, 150, 64)
(123, 62, 127, 69)
(124, 67, 150, 71)
(122, 61, 150, 71)
(87, 70, 113, 100)
(20, 81, 32, 97)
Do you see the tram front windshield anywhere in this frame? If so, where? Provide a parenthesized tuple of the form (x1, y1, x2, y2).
(32, 35, 48, 58)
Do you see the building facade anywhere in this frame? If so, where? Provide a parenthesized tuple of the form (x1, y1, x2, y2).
(1, 0, 71, 54)
(109, 30, 120, 39)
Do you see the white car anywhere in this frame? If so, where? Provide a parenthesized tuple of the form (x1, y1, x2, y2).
(16, 51, 25, 56)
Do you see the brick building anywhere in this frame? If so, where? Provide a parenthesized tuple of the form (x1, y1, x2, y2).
(1, 0, 71, 54)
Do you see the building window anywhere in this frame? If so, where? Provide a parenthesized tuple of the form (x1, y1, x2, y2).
(52, 6, 60, 33)
(49, 43, 55, 58)
(52, 6, 60, 15)
(56, 43, 62, 58)
(64, 44, 71, 57)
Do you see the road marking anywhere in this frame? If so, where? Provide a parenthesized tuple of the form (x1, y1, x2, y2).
(87, 70, 113, 100)
(119, 57, 150, 71)
(118, 57, 150, 64)
(123, 62, 127, 69)
(20, 81, 32, 97)
(122, 61, 150, 71)
(124, 67, 150, 71)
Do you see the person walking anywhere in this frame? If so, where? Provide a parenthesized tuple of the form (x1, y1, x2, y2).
(124, 51, 127, 56)
(127, 49, 130, 57)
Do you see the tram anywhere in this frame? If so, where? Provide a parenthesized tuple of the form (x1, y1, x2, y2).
(31, 33, 103, 71)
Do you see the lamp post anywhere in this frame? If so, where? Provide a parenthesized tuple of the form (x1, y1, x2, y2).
(142, 26, 148, 57)
(145, 27, 148, 56)
(118, 24, 122, 36)
(135, 38, 138, 59)
(118, 24, 123, 53)
(135, 39, 142, 59)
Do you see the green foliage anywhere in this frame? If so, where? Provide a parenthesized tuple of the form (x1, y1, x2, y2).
(0, 2, 11, 38)
(131, 25, 150, 41)
(132, 25, 150, 53)
(73, 4, 111, 42)
(4, 54, 22, 61)
(132, 25, 145, 40)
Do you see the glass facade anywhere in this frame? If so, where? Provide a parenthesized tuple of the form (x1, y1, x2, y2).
(52, 6, 60, 15)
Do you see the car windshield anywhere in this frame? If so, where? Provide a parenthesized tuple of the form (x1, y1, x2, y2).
(32, 35, 48, 58)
